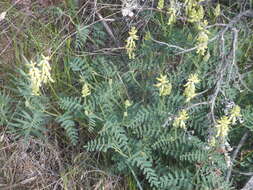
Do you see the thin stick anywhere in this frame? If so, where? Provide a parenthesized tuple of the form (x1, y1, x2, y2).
(226, 132, 249, 182)
(241, 176, 253, 190)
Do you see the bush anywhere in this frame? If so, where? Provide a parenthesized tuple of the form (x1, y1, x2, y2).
(1, 0, 253, 189)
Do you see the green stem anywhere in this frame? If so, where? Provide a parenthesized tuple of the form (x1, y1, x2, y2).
(127, 163, 143, 190)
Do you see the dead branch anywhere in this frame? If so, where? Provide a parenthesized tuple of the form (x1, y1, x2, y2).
(226, 131, 249, 182)
(241, 176, 253, 190)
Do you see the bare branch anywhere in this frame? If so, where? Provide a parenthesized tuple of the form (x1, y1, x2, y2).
(185, 101, 211, 111)
(96, 12, 120, 47)
(241, 176, 253, 190)
(226, 132, 249, 182)
(151, 39, 185, 51)
(233, 169, 253, 176)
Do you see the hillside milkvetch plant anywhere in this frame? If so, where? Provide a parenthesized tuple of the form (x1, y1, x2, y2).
(3, 2, 251, 189)
(154, 74, 172, 96)
(125, 27, 139, 59)
(184, 73, 200, 102)
(173, 109, 189, 129)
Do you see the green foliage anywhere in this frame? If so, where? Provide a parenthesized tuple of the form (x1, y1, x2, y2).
(243, 107, 253, 131)
(58, 96, 82, 112)
(56, 112, 78, 145)
(9, 109, 48, 140)
(75, 25, 89, 50)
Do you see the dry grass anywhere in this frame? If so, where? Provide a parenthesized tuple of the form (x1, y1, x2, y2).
(0, 129, 123, 190)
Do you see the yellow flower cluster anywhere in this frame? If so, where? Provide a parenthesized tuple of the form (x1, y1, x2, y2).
(28, 61, 42, 96)
(216, 116, 231, 138)
(157, 0, 164, 9)
(28, 55, 54, 96)
(229, 105, 242, 125)
(173, 109, 189, 129)
(154, 74, 172, 96)
(184, 74, 200, 102)
(124, 100, 132, 108)
(214, 3, 221, 17)
(215, 105, 242, 139)
(185, 0, 205, 23)
(40, 55, 55, 84)
(167, 0, 177, 25)
(196, 21, 210, 55)
(82, 83, 91, 98)
(125, 27, 139, 59)
(185, 0, 210, 55)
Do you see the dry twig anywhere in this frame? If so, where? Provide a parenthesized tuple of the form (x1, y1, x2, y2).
(226, 131, 249, 182)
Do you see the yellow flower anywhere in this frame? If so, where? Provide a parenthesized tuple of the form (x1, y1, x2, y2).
(196, 20, 208, 31)
(27, 54, 54, 96)
(161, 84, 172, 96)
(173, 109, 189, 129)
(125, 27, 139, 59)
(144, 32, 151, 41)
(229, 105, 242, 125)
(157, 0, 164, 9)
(28, 61, 42, 96)
(124, 100, 132, 109)
(167, 0, 177, 25)
(82, 83, 91, 97)
(186, 0, 204, 23)
(184, 74, 200, 102)
(124, 99, 132, 117)
(184, 0, 210, 55)
(156, 74, 169, 85)
(185, 0, 210, 56)
(39, 55, 54, 84)
(196, 31, 209, 55)
(203, 51, 210, 62)
(209, 136, 216, 147)
(184, 84, 197, 102)
(124, 111, 128, 117)
(214, 3, 221, 17)
(154, 74, 172, 96)
(188, 74, 200, 84)
(216, 116, 231, 138)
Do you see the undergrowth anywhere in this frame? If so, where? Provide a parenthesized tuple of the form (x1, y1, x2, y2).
(0, 0, 253, 189)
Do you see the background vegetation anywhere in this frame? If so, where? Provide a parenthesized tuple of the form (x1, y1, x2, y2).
(0, 0, 253, 189)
